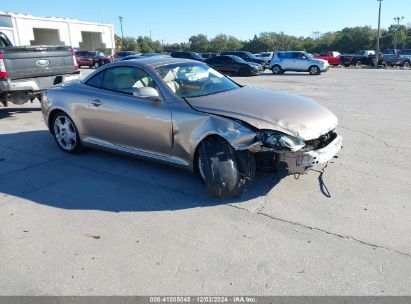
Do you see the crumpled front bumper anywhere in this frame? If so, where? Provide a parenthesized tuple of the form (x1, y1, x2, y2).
(279, 135, 343, 174)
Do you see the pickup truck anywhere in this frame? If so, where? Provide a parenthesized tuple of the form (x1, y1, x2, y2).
(340, 50, 376, 67)
(0, 32, 80, 107)
(315, 51, 341, 65)
(382, 49, 411, 68)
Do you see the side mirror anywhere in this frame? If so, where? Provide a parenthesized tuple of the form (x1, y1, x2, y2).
(132, 87, 162, 101)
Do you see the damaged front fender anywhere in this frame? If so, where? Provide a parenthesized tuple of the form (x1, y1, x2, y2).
(170, 107, 258, 171)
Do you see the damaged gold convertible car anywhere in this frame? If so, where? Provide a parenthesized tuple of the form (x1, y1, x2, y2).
(41, 58, 342, 198)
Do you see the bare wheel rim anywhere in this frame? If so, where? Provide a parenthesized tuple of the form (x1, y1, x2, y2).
(404, 62, 410, 68)
(53, 116, 77, 151)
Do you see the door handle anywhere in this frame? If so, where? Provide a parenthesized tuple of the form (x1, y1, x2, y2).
(91, 99, 103, 107)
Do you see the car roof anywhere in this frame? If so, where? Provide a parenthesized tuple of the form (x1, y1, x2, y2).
(81, 57, 206, 84)
(104, 57, 202, 69)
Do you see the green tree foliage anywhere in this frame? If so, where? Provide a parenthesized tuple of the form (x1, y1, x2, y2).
(210, 34, 243, 52)
(136, 36, 163, 53)
(117, 25, 411, 55)
(120, 37, 140, 52)
(189, 34, 210, 53)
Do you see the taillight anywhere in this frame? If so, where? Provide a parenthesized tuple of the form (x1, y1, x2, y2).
(396, 55, 401, 61)
(0, 53, 8, 79)
(72, 51, 79, 72)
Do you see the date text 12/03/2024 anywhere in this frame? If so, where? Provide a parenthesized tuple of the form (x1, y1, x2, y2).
(149, 297, 257, 303)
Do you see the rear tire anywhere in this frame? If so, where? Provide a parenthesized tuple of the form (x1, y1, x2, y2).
(402, 61, 410, 68)
(271, 65, 282, 74)
(197, 137, 256, 199)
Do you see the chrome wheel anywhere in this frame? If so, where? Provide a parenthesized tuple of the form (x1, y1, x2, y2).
(53, 115, 78, 151)
(403, 61, 410, 68)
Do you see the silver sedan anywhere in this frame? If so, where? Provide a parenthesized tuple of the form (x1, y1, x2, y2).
(41, 58, 342, 198)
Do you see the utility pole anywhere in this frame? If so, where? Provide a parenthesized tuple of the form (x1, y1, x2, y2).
(393, 16, 404, 49)
(118, 16, 124, 49)
(375, 0, 383, 69)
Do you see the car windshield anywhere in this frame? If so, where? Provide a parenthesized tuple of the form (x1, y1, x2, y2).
(231, 55, 247, 64)
(189, 52, 204, 60)
(302, 52, 314, 59)
(244, 51, 259, 60)
(155, 63, 240, 98)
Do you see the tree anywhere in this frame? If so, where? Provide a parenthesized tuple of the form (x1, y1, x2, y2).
(121, 37, 140, 52)
(136, 36, 163, 53)
(189, 34, 210, 53)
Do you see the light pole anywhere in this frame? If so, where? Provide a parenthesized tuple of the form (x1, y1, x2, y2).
(393, 16, 404, 49)
(118, 16, 124, 49)
(375, 0, 383, 69)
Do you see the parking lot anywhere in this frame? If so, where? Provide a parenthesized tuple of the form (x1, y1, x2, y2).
(0, 68, 410, 295)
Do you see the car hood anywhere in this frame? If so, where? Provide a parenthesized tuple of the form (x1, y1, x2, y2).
(311, 58, 328, 65)
(186, 87, 338, 140)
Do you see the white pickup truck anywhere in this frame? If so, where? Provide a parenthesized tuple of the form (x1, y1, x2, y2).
(0, 32, 81, 106)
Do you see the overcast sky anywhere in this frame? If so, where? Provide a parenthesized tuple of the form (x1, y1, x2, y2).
(2, 0, 410, 43)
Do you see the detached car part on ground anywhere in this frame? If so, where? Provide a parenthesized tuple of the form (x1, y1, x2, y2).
(41, 58, 342, 198)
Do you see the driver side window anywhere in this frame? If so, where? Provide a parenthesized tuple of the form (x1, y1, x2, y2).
(86, 66, 157, 95)
(292, 52, 305, 60)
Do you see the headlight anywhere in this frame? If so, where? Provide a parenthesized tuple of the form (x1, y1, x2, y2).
(260, 131, 306, 152)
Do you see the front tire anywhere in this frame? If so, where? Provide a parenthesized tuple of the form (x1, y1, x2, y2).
(197, 137, 256, 199)
(239, 66, 248, 76)
(52, 113, 82, 154)
(309, 65, 320, 75)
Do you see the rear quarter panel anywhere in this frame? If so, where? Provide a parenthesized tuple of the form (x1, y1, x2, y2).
(42, 82, 90, 135)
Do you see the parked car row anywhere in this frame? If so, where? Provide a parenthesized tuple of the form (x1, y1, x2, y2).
(313, 49, 411, 68)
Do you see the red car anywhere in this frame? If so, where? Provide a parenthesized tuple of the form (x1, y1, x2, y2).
(315, 51, 341, 65)
(75, 51, 112, 68)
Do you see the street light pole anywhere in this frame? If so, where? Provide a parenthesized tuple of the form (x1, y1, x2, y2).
(375, 0, 383, 69)
(118, 16, 124, 49)
(393, 16, 404, 49)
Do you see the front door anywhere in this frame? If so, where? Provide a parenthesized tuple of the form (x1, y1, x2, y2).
(84, 66, 173, 156)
